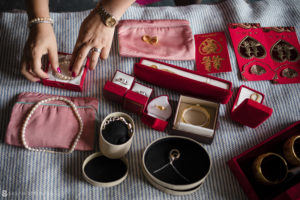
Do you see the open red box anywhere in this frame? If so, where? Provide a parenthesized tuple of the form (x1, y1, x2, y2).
(134, 58, 233, 104)
(228, 121, 300, 200)
(231, 85, 273, 128)
(42, 52, 89, 91)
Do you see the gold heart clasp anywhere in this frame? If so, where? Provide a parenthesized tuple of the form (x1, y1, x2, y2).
(142, 35, 158, 45)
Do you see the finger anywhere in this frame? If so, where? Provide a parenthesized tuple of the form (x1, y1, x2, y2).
(32, 52, 49, 79)
(48, 46, 59, 73)
(21, 59, 40, 82)
(72, 44, 91, 77)
(70, 39, 85, 70)
(100, 43, 112, 60)
(89, 48, 101, 70)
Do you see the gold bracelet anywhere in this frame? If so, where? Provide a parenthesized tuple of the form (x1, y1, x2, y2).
(181, 104, 210, 128)
(28, 17, 54, 28)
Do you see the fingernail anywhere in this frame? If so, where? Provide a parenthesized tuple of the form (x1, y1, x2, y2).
(72, 72, 76, 77)
(57, 67, 61, 73)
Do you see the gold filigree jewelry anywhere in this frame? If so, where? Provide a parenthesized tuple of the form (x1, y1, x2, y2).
(142, 35, 158, 45)
(281, 68, 298, 78)
(271, 40, 299, 62)
(181, 104, 210, 127)
(155, 105, 165, 111)
(250, 93, 260, 102)
(238, 36, 266, 59)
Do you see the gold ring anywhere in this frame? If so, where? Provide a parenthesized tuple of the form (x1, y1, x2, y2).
(283, 135, 300, 166)
(181, 104, 210, 127)
(250, 93, 260, 102)
(252, 152, 288, 185)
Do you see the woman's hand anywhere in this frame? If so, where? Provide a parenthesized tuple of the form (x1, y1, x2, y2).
(70, 9, 115, 77)
(21, 23, 59, 82)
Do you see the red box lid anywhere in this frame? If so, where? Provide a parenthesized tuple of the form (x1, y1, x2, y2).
(134, 58, 233, 104)
(228, 121, 300, 200)
(231, 85, 273, 128)
(123, 90, 151, 114)
(103, 81, 129, 103)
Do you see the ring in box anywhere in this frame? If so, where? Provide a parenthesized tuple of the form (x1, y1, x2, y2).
(134, 58, 233, 104)
(171, 95, 219, 144)
(103, 71, 135, 104)
(42, 52, 89, 91)
(142, 136, 211, 195)
(82, 152, 128, 187)
(231, 85, 273, 128)
(141, 95, 172, 131)
(228, 121, 300, 200)
(123, 82, 153, 114)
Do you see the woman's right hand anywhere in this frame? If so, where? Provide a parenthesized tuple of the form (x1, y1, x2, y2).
(21, 23, 59, 82)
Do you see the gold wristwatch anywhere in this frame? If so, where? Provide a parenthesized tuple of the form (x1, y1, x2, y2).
(96, 4, 118, 27)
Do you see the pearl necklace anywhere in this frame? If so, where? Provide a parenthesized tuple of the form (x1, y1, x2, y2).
(53, 60, 75, 80)
(21, 97, 83, 154)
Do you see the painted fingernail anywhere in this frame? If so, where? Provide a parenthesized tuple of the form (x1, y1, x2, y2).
(72, 72, 76, 77)
(57, 67, 61, 73)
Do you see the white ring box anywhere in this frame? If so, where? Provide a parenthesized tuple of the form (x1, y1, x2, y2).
(82, 152, 128, 187)
(99, 112, 135, 159)
(103, 71, 135, 104)
(42, 52, 89, 92)
(141, 95, 172, 131)
(231, 85, 273, 128)
(171, 95, 220, 144)
(142, 136, 211, 195)
(123, 82, 153, 114)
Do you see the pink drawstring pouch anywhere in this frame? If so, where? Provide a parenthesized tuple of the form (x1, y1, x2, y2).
(5, 92, 99, 151)
(117, 20, 195, 60)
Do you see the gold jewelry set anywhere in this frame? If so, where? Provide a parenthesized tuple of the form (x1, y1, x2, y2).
(253, 135, 300, 185)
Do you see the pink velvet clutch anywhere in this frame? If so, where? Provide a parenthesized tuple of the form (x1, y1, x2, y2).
(117, 20, 195, 60)
(5, 92, 99, 151)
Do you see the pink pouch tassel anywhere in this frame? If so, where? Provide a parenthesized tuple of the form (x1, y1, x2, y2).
(118, 19, 195, 60)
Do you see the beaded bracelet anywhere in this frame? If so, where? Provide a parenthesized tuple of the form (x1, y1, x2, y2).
(28, 17, 54, 28)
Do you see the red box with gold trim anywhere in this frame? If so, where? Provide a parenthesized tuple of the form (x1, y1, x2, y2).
(134, 58, 233, 104)
(228, 121, 300, 200)
(42, 52, 89, 92)
(230, 85, 272, 128)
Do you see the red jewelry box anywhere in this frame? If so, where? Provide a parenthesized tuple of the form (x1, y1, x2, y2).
(42, 52, 89, 92)
(103, 70, 136, 104)
(134, 58, 233, 104)
(228, 121, 300, 200)
(123, 82, 153, 114)
(231, 85, 273, 128)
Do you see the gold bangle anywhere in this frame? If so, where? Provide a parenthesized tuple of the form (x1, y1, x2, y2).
(252, 152, 288, 185)
(181, 104, 210, 128)
(283, 135, 300, 166)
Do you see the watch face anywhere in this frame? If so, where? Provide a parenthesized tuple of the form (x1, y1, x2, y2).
(105, 17, 117, 27)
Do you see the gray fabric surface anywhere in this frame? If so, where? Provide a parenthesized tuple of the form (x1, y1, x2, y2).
(0, 0, 300, 199)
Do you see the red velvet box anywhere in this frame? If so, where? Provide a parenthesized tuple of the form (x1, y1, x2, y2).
(231, 85, 273, 128)
(123, 82, 153, 114)
(42, 52, 89, 92)
(134, 58, 233, 104)
(228, 121, 300, 200)
(103, 71, 135, 104)
(141, 95, 172, 132)
(170, 95, 220, 144)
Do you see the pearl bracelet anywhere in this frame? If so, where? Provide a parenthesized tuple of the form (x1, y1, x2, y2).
(53, 60, 75, 80)
(28, 17, 54, 28)
(21, 97, 83, 154)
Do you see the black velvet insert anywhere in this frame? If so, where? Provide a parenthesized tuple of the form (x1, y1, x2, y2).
(102, 120, 130, 145)
(84, 155, 127, 182)
(144, 137, 210, 185)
